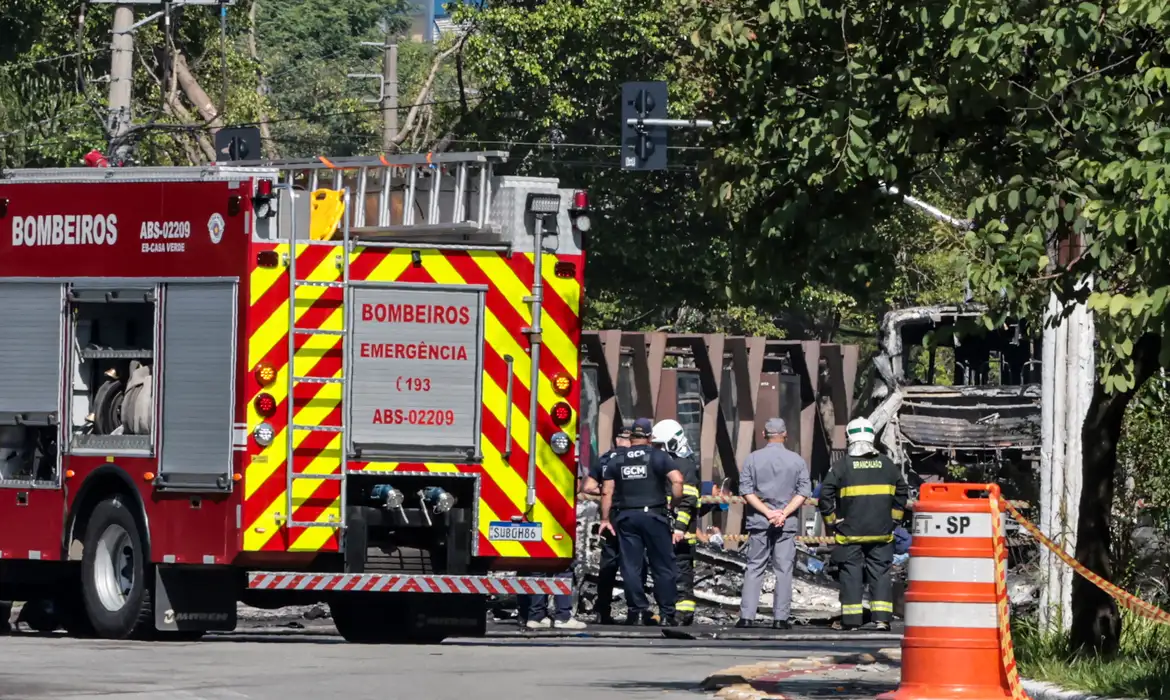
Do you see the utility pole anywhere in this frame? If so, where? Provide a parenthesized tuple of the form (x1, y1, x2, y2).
(107, 5, 136, 161)
(93, 0, 239, 162)
(383, 37, 399, 150)
(352, 38, 400, 152)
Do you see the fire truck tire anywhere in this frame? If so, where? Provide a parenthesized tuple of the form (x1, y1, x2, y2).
(80, 497, 153, 639)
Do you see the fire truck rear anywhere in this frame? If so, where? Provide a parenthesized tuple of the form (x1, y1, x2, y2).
(0, 152, 587, 642)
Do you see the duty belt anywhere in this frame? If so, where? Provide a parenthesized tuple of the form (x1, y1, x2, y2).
(620, 505, 667, 512)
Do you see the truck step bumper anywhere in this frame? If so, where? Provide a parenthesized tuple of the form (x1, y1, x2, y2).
(247, 572, 573, 595)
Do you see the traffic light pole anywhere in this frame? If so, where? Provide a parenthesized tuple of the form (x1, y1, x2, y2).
(624, 118, 715, 129)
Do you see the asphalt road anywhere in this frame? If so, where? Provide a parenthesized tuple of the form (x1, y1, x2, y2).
(0, 633, 895, 700)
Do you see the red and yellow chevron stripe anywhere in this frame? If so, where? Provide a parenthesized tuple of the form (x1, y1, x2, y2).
(242, 242, 582, 560)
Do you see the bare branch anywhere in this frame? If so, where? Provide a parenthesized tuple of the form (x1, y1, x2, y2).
(392, 37, 465, 147)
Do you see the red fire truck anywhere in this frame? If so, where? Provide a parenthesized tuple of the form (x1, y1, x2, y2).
(0, 152, 587, 642)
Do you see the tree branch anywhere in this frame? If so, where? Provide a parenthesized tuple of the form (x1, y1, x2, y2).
(392, 36, 466, 147)
(173, 52, 223, 132)
(248, 0, 277, 158)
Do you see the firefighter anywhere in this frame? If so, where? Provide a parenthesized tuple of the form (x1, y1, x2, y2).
(600, 417, 683, 626)
(652, 419, 701, 626)
(582, 426, 633, 624)
(817, 417, 909, 631)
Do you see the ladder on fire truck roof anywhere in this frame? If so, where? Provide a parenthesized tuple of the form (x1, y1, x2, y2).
(282, 187, 353, 532)
(231, 151, 509, 240)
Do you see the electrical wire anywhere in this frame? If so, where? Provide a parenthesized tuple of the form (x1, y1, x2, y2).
(0, 104, 93, 141)
(0, 49, 109, 74)
(445, 138, 711, 152)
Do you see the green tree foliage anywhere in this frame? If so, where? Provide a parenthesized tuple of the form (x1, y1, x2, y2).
(453, 0, 968, 336)
(255, 0, 460, 156)
(689, 0, 1170, 651)
(0, 0, 445, 166)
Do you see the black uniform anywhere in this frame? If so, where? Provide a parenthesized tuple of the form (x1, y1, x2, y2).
(817, 453, 909, 628)
(668, 453, 701, 623)
(606, 444, 680, 622)
(589, 447, 636, 622)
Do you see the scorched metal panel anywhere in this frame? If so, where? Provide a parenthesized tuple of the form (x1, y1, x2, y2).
(0, 283, 63, 415)
(347, 283, 486, 461)
(158, 281, 238, 489)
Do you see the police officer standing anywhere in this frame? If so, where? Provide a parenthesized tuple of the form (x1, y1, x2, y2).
(736, 418, 811, 629)
(600, 418, 683, 626)
(582, 426, 632, 624)
(817, 417, 909, 631)
(652, 419, 701, 626)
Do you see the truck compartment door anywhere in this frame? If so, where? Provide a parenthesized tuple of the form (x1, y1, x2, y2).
(157, 281, 238, 491)
(0, 283, 63, 423)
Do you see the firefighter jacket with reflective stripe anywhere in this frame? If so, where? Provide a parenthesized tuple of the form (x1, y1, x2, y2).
(817, 453, 909, 544)
(609, 445, 676, 509)
(667, 454, 700, 535)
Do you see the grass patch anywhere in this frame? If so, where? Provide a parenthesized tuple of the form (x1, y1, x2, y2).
(1014, 612, 1170, 699)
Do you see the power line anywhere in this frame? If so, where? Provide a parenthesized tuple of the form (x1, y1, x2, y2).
(0, 104, 94, 141)
(445, 138, 711, 152)
(0, 49, 109, 74)
(210, 94, 483, 131)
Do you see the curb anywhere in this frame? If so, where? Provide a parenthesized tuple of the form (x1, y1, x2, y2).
(223, 626, 899, 642)
(701, 648, 902, 698)
(1021, 679, 1141, 700)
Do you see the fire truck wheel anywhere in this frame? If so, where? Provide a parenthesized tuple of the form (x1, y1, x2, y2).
(80, 497, 152, 639)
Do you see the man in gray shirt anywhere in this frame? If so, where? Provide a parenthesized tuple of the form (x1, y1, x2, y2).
(736, 418, 811, 629)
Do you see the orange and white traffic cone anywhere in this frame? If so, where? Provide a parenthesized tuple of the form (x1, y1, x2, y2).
(879, 483, 1028, 700)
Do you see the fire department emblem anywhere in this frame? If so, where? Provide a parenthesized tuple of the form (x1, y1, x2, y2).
(208, 213, 225, 244)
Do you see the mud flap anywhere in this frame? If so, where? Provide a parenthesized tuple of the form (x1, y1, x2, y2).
(154, 566, 237, 632)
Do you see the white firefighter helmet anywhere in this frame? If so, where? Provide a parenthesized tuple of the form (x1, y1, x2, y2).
(846, 417, 878, 456)
(652, 419, 692, 458)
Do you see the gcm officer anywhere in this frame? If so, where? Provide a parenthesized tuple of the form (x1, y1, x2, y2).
(600, 417, 684, 626)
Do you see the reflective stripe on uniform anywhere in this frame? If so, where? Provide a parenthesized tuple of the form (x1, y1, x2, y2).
(891, 508, 904, 520)
(835, 533, 894, 544)
(682, 485, 700, 496)
(871, 600, 893, 613)
(841, 604, 864, 614)
(677, 600, 696, 612)
(839, 484, 896, 497)
(675, 511, 692, 525)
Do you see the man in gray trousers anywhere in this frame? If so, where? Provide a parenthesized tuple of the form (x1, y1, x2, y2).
(736, 418, 811, 629)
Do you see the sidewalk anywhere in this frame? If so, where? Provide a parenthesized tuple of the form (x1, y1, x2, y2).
(701, 649, 901, 700)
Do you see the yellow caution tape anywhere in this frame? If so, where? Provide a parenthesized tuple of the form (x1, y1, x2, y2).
(989, 487, 1030, 700)
(1003, 499, 1170, 625)
(577, 492, 1029, 509)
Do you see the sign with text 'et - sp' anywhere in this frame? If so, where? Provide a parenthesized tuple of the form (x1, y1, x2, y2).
(347, 284, 486, 460)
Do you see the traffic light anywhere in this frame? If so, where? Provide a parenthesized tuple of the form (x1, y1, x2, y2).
(214, 126, 262, 162)
(621, 81, 668, 171)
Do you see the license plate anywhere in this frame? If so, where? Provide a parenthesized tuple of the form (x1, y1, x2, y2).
(488, 521, 543, 542)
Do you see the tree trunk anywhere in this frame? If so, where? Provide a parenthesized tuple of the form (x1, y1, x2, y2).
(1070, 333, 1160, 653)
(173, 53, 223, 132)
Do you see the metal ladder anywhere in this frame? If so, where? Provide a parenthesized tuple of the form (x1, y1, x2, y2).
(236, 151, 508, 237)
(283, 187, 352, 532)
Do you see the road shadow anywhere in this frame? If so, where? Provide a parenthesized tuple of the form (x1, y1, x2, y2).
(750, 675, 898, 698)
(593, 679, 708, 694)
